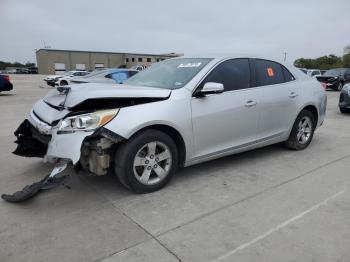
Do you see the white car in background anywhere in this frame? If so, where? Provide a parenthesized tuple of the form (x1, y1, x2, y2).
(44, 71, 89, 87)
(54, 71, 90, 86)
(307, 69, 322, 78)
(131, 65, 147, 71)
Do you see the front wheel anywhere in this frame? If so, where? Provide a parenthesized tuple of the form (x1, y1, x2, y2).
(284, 110, 315, 150)
(60, 80, 68, 86)
(114, 129, 178, 193)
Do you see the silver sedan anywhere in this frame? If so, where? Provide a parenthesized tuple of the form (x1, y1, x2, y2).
(12, 56, 327, 194)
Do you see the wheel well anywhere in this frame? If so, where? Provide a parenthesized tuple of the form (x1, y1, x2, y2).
(303, 105, 318, 126)
(133, 125, 186, 167)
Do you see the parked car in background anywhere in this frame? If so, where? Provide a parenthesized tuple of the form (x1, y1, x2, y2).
(339, 84, 350, 113)
(0, 74, 13, 92)
(131, 65, 147, 71)
(70, 69, 138, 85)
(316, 68, 350, 91)
(307, 69, 321, 78)
(13, 56, 326, 194)
(299, 68, 308, 74)
(44, 71, 88, 87)
(55, 71, 90, 86)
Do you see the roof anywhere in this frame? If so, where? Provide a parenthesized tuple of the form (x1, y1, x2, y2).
(36, 48, 182, 58)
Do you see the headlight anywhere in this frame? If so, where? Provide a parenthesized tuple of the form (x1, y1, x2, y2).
(58, 109, 119, 134)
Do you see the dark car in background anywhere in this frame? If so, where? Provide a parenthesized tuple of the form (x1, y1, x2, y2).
(0, 74, 13, 92)
(339, 84, 350, 113)
(316, 68, 350, 91)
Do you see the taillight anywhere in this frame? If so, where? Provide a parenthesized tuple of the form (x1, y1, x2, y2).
(3, 75, 10, 82)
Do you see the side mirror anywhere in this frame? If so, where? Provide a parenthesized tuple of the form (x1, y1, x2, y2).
(197, 82, 224, 97)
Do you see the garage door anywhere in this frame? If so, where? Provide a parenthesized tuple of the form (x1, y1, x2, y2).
(54, 63, 66, 74)
(76, 64, 86, 70)
(95, 63, 104, 69)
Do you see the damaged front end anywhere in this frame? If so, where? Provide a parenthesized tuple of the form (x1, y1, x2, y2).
(3, 112, 121, 203)
(2, 83, 170, 203)
(13, 119, 49, 158)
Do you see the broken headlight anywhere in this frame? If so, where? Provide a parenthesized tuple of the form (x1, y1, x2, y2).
(58, 109, 119, 134)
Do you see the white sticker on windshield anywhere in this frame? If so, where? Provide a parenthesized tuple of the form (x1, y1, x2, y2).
(177, 62, 202, 68)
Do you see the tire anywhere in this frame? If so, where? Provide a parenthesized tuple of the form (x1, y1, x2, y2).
(340, 107, 349, 114)
(60, 80, 68, 86)
(114, 129, 178, 193)
(284, 110, 315, 150)
(337, 82, 343, 91)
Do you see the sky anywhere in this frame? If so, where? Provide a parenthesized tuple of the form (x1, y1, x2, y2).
(0, 0, 349, 64)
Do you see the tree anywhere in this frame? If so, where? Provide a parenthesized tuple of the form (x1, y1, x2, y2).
(294, 55, 342, 69)
(344, 44, 350, 55)
(343, 53, 350, 68)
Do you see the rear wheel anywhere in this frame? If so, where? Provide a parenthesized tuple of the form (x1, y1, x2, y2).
(284, 110, 315, 150)
(114, 129, 178, 193)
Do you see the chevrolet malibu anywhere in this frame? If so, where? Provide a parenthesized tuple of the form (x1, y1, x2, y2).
(5, 56, 327, 200)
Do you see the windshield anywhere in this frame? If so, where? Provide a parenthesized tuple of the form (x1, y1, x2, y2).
(124, 58, 212, 89)
(324, 68, 346, 76)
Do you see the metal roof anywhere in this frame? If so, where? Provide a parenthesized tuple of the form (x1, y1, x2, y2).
(36, 48, 182, 58)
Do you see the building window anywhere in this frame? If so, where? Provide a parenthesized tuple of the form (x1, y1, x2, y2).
(156, 58, 160, 62)
(126, 58, 129, 63)
(132, 58, 135, 62)
(138, 58, 143, 62)
(147, 58, 151, 62)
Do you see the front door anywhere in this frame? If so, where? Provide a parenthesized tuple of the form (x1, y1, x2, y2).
(191, 58, 260, 159)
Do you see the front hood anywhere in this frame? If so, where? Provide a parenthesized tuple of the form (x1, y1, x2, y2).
(43, 83, 171, 108)
(45, 75, 61, 79)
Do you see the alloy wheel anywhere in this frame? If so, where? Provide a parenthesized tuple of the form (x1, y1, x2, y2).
(297, 116, 312, 144)
(133, 141, 172, 185)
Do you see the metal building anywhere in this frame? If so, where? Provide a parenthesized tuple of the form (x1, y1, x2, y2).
(36, 49, 183, 74)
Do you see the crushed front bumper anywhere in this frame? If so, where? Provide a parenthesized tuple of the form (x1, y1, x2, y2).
(14, 113, 94, 165)
(13, 120, 50, 158)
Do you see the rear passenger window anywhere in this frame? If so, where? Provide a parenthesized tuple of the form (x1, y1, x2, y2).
(201, 58, 250, 92)
(254, 59, 285, 86)
(282, 66, 295, 82)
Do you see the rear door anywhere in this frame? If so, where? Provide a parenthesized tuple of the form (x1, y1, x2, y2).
(191, 58, 260, 159)
(252, 59, 300, 141)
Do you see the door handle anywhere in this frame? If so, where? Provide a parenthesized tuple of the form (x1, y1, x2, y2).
(245, 100, 257, 107)
(289, 92, 298, 98)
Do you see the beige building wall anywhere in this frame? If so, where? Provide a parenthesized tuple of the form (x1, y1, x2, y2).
(70, 53, 90, 71)
(36, 49, 182, 74)
(108, 53, 125, 68)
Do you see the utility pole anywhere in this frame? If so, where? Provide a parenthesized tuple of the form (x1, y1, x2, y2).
(283, 52, 287, 62)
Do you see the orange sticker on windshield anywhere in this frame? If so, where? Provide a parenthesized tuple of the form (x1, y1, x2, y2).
(267, 67, 274, 77)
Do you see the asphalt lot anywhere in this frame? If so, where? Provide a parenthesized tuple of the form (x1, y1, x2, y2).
(0, 74, 350, 262)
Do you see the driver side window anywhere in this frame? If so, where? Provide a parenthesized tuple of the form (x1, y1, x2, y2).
(200, 59, 250, 92)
